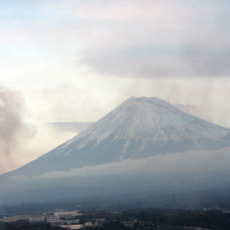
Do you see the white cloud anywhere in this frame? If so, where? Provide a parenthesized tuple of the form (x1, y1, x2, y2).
(35, 147, 230, 180)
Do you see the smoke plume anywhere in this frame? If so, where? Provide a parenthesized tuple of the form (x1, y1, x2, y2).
(0, 87, 28, 157)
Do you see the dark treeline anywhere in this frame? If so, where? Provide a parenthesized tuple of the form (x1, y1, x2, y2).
(0, 221, 66, 230)
(121, 209, 230, 229)
(80, 208, 230, 230)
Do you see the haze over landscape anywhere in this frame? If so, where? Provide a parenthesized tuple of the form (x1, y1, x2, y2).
(0, 96, 230, 208)
(0, 0, 230, 175)
(1, 1, 230, 222)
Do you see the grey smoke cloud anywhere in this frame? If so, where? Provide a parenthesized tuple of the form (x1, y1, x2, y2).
(0, 87, 30, 157)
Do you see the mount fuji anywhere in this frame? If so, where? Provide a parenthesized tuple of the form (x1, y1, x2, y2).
(5, 96, 230, 178)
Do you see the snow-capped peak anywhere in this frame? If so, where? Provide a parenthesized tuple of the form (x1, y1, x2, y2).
(67, 96, 228, 146)
(8, 97, 230, 176)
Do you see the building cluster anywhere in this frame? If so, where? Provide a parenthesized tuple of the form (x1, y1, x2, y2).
(59, 218, 106, 230)
(0, 210, 86, 229)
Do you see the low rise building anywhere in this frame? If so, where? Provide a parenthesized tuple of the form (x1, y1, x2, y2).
(60, 224, 84, 229)
(3, 215, 30, 222)
(29, 214, 45, 223)
(54, 210, 81, 219)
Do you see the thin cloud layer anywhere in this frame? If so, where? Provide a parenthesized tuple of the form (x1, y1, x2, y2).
(71, 0, 230, 79)
(3, 1, 228, 80)
(34, 147, 230, 180)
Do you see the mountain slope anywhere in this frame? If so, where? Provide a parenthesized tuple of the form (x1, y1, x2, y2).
(6, 97, 230, 177)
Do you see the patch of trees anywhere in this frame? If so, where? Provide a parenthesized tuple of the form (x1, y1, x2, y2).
(120, 209, 230, 229)
(3, 220, 66, 230)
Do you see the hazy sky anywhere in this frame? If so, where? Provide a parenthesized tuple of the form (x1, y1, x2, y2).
(1, 0, 230, 173)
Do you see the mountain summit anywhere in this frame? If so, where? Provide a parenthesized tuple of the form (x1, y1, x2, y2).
(7, 97, 230, 177)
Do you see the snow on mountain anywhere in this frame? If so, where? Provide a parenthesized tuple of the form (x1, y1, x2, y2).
(6, 97, 230, 177)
